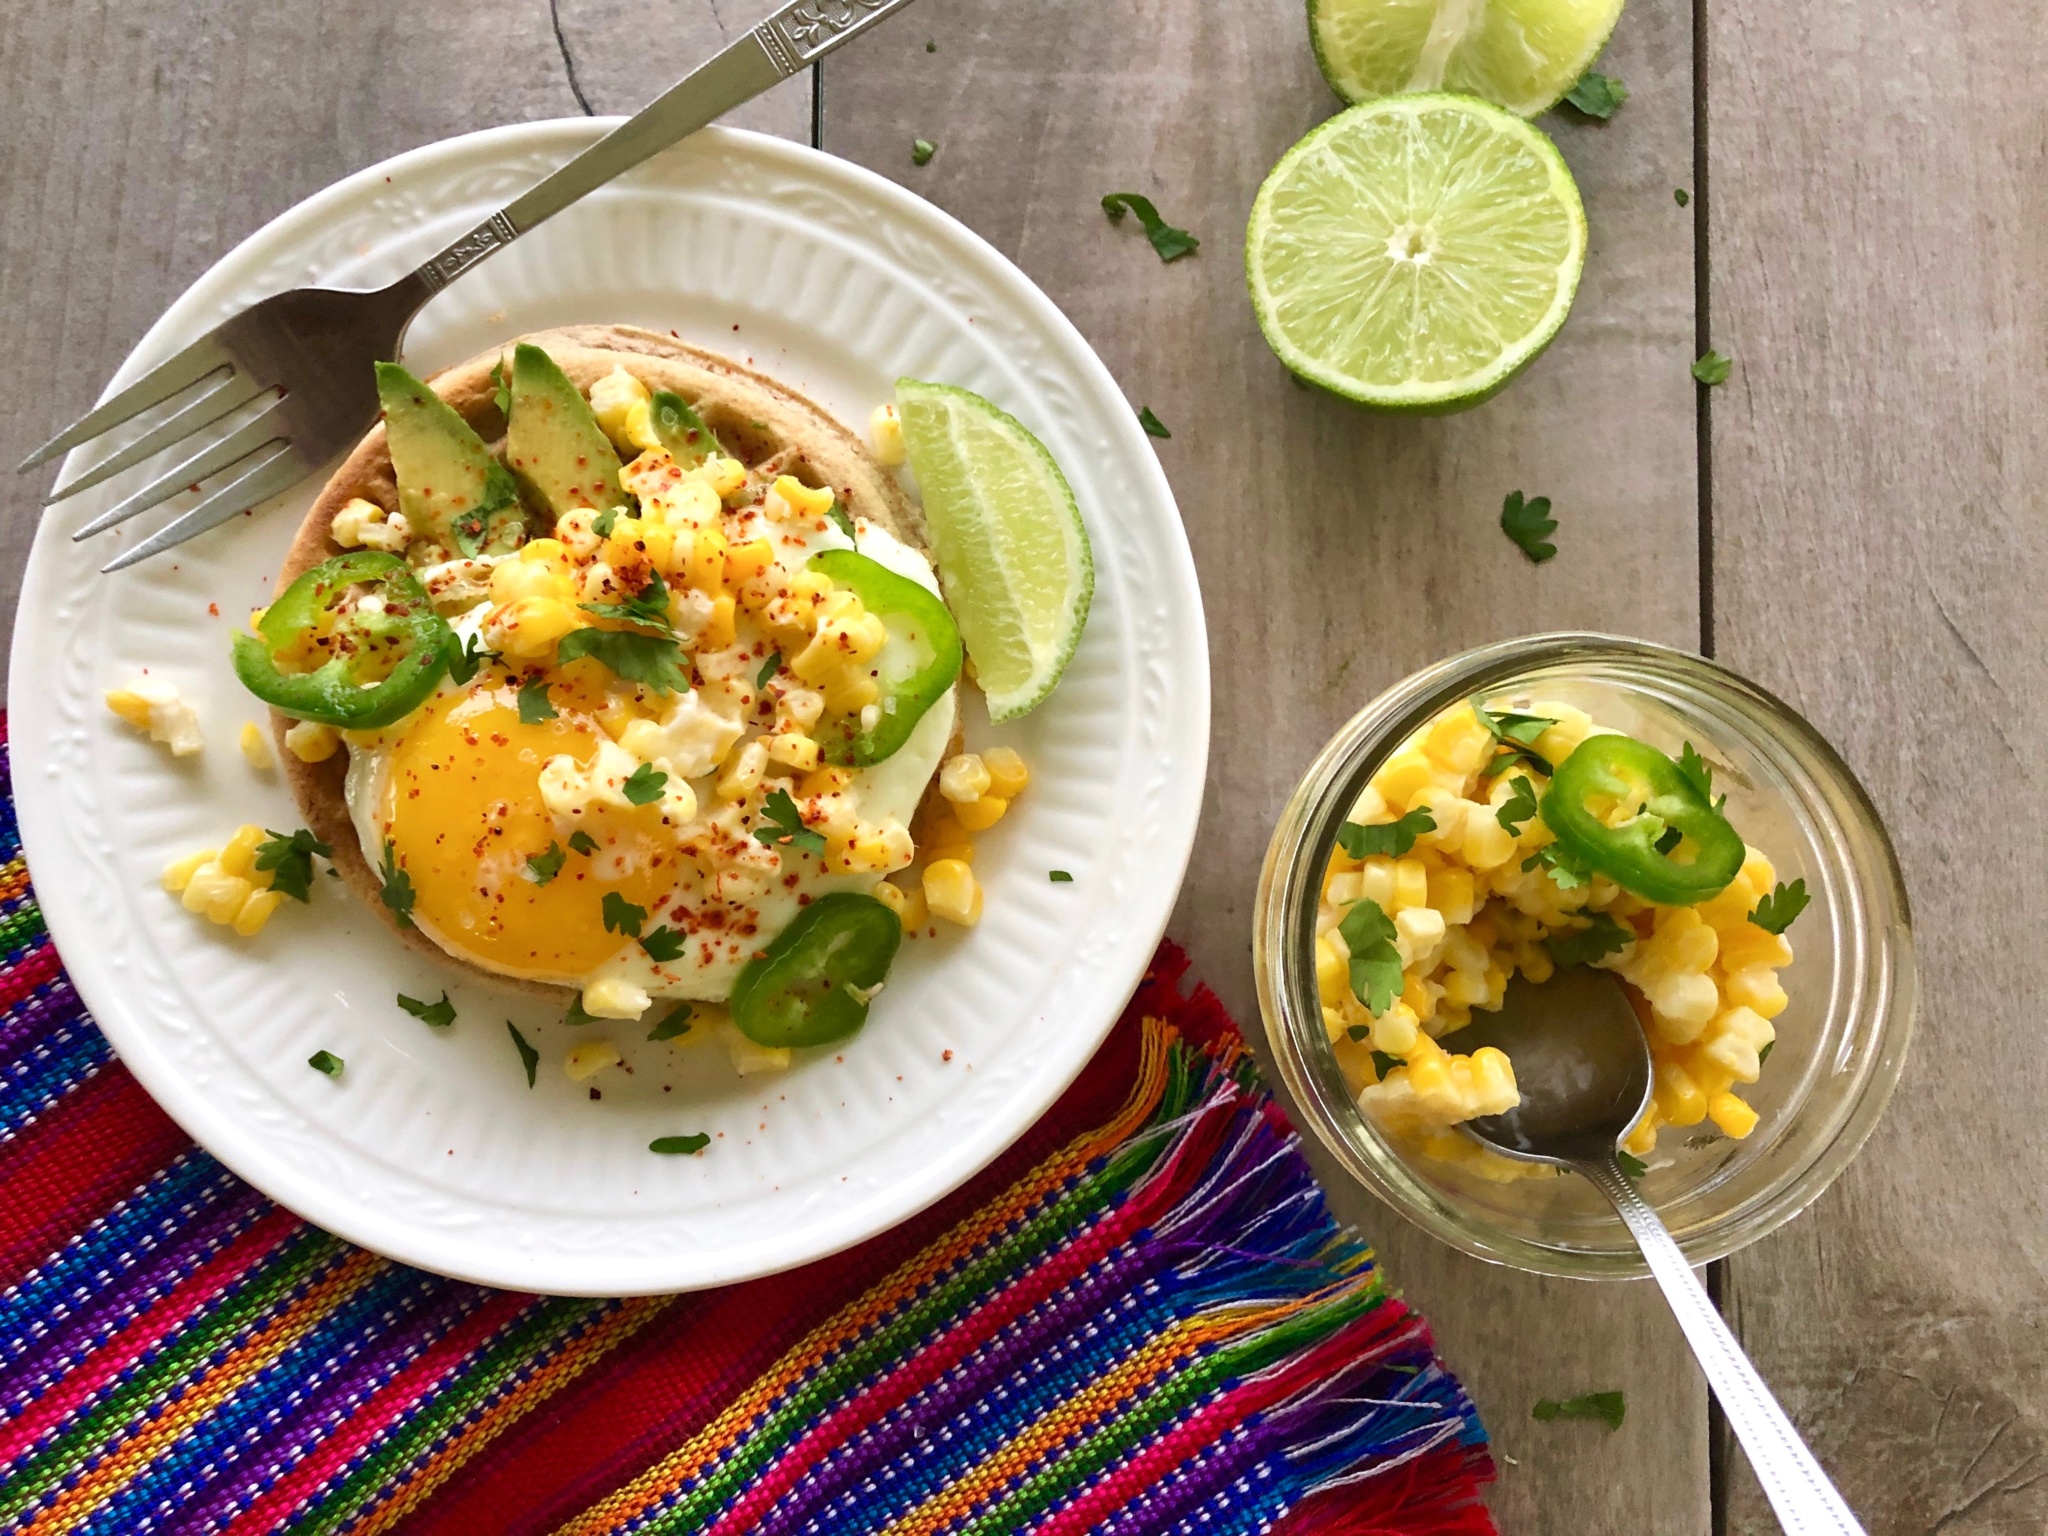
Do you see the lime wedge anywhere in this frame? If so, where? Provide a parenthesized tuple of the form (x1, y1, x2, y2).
(1246, 95, 1586, 412)
(1310, 0, 1626, 118)
(894, 380, 1093, 722)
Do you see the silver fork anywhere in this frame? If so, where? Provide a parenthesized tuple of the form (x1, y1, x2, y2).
(19, 0, 921, 574)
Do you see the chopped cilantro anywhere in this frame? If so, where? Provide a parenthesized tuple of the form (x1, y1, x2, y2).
(1337, 806, 1435, 860)
(580, 569, 674, 631)
(756, 650, 782, 689)
(569, 830, 599, 856)
(1677, 742, 1714, 801)
(556, 627, 690, 694)
(1474, 702, 1558, 749)
(307, 1050, 344, 1077)
(1564, 69, 1628, 119)
(526, 843, 567, 885)
(1338, 898, 1403, 1017)
(911, 137, 936, 166)
(398, 991, 456, 1029)
(1534, 1390, 1627, 1430)
(446, 630, 500, 685)
(378, 840, 415, 928)
(1499, 490, 1558, 563)
(1522, 842, 1591, 890)
(1100, 192, 1200, 262)
(518, 677, 557, 723)
(602, 891, 647, 938)
(564, 996, 598, 1027)
(1750, 879, 1810, 935)
(507, 1021, 539, 1087)
(592, 505, 620, 539)
(1758, 1040, 1774, 1066)
(647, 1003, 693, 1041)
(641, 925, 687, 962)
(255, 827, 332, 903)
(1497, 775, 1540, 834)
(828, 499, 857, 543)
(1692, 349, 1733, 386)
(1370, 1050, 1403, 1078)
(1544, 911, 1633, 968)
(1615, 1152, 1648, 1180)
(1138, 406, 1171, 439)
(754, 787, 828, 856)
(621, 762, 668, 806)
(1049, 869, 1073, 882)
(490, 358, 512, 418)
(1674, 187, 1691, 206)
(650, 1133, 711, 1155)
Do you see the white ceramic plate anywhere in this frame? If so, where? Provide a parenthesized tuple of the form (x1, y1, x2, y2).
(11, 123, 1208, 1295)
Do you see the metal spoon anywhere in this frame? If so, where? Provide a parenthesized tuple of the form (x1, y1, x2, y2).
(1455, 968, 1866, 1535)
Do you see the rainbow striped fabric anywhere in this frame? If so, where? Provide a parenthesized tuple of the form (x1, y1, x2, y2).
(0, 726, 1496, 1535)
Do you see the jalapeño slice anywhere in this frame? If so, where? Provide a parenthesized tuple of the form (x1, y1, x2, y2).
(1538, 734, 1745, 905)
(730, 892, 902, 1048)
(808, 549, 963, 767)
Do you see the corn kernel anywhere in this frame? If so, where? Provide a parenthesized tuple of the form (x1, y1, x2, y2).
(686, 526, 729, 597)
(837, 820, 914, 874)
(1724, 964, 1789, 1019)
(493, 597, 582, 660)
(1422, 704, 1492, 777)
(237, 721, 274, 771)
(799, 765, 855, 798)
(218, 824, 265, 880)
(1315, 935, 1347, 1005)
(1622, 1106, 1661, 1156)
(773, 474, 837, 522)
(589, 366, 662, 454)
(724, 1021, 791, 1075)
(981, 746, 1029, 798)
(939, 753, 992, 804)
(162, 848, 218, 894)
(953, 794, 1009, 832)
(104, 678, 203, 757)
(764, 732, 820, 771)
(1390, 857, 1428, 912)
(1652, 1058, 1710, 1126)
(1706, 1091, 1760, 1139)
(284, 720, 340, 763)
(726, 537, 776, 585)
(717, 739, 770, 802)
(872, 879, 911, 919)
(1371, 749, 1438, 810)
(581, 978, 652, 1020)
(1370, 1005, 1420, 1057)
(233, 887, 286, 937)
(822, 671, 881, 717)
(923, 859, 982, 926)
(869, 403, 907, 467)
(564, 1038, 623, 1081)
(701, 593, 737, 650)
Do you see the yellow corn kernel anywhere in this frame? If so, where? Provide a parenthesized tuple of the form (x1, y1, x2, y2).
(717, 739, 770, 802)
(699, 592, 736, 649)
(869, 403, 907, 467)
(1371, 748, 1437, 810)
(103, 688, 152, 730)
(793, 596, 886, 683)
(237, 721, 274, 771)
(218, 824, 266, 881)
(494, 597, 582, 661)
(981, 746, 1029, 798)
(790, 569, 834, 603)
(1519, 943, 1556, 985)
(773, 474, 837, 522)
(162, 848, 218, 894)
(1622, 1105, 1662, 1156)
(798, 765, 854, 799)
(248, 607, 268, 632)
(564, 1038, 623, 1082)
(686, 525, 729, 597)
(702, 456, 748, 499)
(613, 519, 677, 575)
(821, 670, 881, 718)
(1426, 866, 1476, 926)
(490, 550, 575, 606)
(896, 880, 930, 931)
(764, 732, 820, 771)
(1399, 971, 1439, 1023)
(1652, 1058, 1710, 1126)
(1422, 704, 1492, 777)
(1723, 964, 1788, 1020)
(872, 879, 911, 919)
(939, 753, 992, 804)
(953, 794, 1009, 832)
(726, 538, 776, 586)
(233, 887, 286, 937)
(837, 821, 914, 875)
(1532, 706, 1596, 766)
(589, 366, 661, 454)
(1707, 1091, 1760, 1139)
(1315, 936, 1347, 1005)
(1717, 922, 1793, 974)
(1390, 857, 1428, 912)
(923, 859, 982, 926)
(1464, 1046, 1519, 1115)
(284, 720, 339, 764)
(182, 865, 252, 923)
(1370, 1003, 1420, 1057)
(1460, 814, 1518, 871)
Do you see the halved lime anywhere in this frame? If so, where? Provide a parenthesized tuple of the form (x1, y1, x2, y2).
(1310, 0, 1626, 118)
(894, 380, 1093, 721)
(1246, 95, 1586, 412)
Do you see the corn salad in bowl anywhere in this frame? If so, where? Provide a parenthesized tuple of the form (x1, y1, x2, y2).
(1257, 634, 1915, 1278)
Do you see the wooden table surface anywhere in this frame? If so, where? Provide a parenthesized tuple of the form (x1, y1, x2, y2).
(4, 1, 2044, 1530)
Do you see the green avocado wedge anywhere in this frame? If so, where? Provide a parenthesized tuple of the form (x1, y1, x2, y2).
(374, 363, 526, 554)
(649, 389, 728, 467)
(505, 343, 627, 520)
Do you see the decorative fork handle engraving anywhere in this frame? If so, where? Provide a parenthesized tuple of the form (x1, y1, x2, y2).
(760, 0, 893, 69)
(415, 211, 519, 292)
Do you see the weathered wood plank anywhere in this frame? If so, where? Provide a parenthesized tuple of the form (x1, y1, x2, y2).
(825, 2, 1709, 1529)
(0, 0, 807, 699)
(1707, 1, 2048, 1530)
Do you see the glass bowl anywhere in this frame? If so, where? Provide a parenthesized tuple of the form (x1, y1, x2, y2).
(1254, 633, 1916, 1278)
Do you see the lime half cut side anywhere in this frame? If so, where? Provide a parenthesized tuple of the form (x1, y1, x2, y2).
(1246, 94, 1587, 412)
(894, 380, 1093, 722)
(1309, 0, 1626, 118)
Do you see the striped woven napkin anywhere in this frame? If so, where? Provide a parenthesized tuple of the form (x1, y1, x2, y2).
(0, 723, 1496, 1535)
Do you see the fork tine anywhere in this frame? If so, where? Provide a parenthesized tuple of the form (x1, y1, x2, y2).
(17, 334, 237, 473)
(100, 447, 304, 574)
(71, 398, 290, 542)
(44, 374, 269, 506)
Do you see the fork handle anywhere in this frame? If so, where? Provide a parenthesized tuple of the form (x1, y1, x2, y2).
(411, 0, 922, 294)
(1581, 1155, 1867, 1536)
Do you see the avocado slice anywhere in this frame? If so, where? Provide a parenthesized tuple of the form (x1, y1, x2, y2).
(649, 390, 729, 467)
(506, 343, 627, 520)
(374, 362, 526, 555)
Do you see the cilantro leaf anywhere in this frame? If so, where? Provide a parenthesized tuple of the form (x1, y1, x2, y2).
(1544, 911, 1634, 968)
(621, 762, 668, 807)
(398, 991, 456, 1029)
(1564, 69, 1629, 119)
(1534, 1390, 1627, 1430)
(580, 569, 674, 631)
(1474, 702, 1557, 749)
(1370, 1050, 1403, 1078)
(753, 787, 827, 856)
(1049, 869, 1073, 882)
(650, 1133, 711, 1155)
(555, 626, 690, 695)
(255, 827, 332, 904)
(379, 840, 415, 928)
(1101, 192, 1200, 262)
(1338, 898, 1404, 1017)
(507, 1021, 539, 1087)
(490, 358, 512, 418)
(1749, 879, 1810, 935)
(1677, 742, 1714, 801)
(1138, 406, 1171, 439)
(828, 499, 857, 543)
(1757, 1040, 1773, 1066)
(641, 925, 687, 962)
(565, 996, 598, 1027)
(1497, 775, 1540, 834)
(648, 1003, 693, 1041)
(569, 830, 600, 856)
(592, 505, 620, 539)
(1337, 806, 1435, 860)
(1615, 1152, 1648, 1180)
(911, 138, 936, 167)
(602, 891, 647, 938)
(519, 677, 557, 724)
(446, 630, 500, 685)
(756, 650, 782, 689)
(1500, 490, 1558, 564)
(1522, 842, 1591, 890)
(526, 843, 567, 885)
(1692, 349, 1733, 386)
(450, 463, 523, 559)
(307, 1050, 343, 1077)
(1674, 187, 1691, 206)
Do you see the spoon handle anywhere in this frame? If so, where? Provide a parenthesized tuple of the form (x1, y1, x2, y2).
(1582, 1155, 1866, 1536)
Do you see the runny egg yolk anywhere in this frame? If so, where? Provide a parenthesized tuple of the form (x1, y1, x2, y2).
(381, 687, 675, 979)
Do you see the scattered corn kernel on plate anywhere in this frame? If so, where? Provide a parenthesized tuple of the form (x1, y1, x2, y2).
(9, 123, 1208, 1295)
